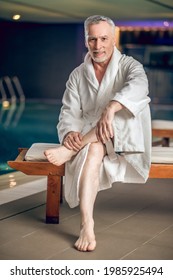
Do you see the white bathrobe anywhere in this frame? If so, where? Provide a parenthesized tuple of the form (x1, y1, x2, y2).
(57, 47, 151, 208)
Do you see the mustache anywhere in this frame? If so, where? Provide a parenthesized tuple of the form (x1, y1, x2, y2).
(93, 50, 104, 54)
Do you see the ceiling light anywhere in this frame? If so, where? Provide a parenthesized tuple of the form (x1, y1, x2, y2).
(12, 14, 21, 21)
(163, 21, 169, 27)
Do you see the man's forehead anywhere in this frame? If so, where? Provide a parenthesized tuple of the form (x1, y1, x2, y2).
(87, 35, 108, 39)
(87, 22, 112, 35)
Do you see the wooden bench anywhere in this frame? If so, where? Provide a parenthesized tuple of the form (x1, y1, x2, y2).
(8, 146, 173, 225)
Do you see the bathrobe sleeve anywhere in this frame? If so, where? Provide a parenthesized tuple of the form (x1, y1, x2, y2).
(57, 68, 84, 143)
(112, 56, 150, 117)
(107, 55, 151, 156)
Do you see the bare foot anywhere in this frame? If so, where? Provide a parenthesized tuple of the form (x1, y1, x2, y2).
(74, 220, 96, 252)
(44, 145, 76, 166)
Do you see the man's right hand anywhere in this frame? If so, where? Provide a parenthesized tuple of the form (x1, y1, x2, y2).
(63, 131, 83, 152)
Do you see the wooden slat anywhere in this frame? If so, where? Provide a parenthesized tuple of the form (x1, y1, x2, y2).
(152, 128, 173, 138)
(149, 163, 173, 178)
(8, 160, 65, 176)
(15, 148, 28, 161)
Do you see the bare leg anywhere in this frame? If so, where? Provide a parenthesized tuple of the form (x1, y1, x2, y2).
(45, 129, 105, 252)
(74, 142, 105, 252)
(44, 128, 98, 166)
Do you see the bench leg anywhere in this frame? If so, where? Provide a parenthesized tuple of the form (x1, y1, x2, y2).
(162, 137, 170, 147)
(46, 175, 62, 224)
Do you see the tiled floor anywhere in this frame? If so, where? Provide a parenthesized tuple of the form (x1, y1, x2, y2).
(0, 171, 173, 260)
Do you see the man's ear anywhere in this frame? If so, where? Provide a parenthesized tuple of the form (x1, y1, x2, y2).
(85, 40, 88, 48)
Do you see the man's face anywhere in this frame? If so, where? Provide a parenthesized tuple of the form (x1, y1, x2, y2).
(85, 21, 115, 63)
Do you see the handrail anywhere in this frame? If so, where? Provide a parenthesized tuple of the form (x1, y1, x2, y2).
(0, 78, 7, 102)
(11, 76, 25, 102)
(3, 76, 17, 104)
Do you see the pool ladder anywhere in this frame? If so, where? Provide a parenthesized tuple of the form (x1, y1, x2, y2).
(0, 76, 25, 127)
(0, 76, 25, 104)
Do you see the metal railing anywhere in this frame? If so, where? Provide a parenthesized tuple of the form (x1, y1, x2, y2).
(0, 76, 25, 127)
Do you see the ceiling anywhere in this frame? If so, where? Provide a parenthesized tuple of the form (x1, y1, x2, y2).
(0, 0, 173, 25)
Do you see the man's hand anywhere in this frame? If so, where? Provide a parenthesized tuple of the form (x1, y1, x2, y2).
(63, 131, 83, 151)
(96, 101, 123, 143)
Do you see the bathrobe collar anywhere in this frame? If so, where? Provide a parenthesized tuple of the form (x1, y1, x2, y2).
(84, 46, 122, 108)
(84, 47, 122, 89)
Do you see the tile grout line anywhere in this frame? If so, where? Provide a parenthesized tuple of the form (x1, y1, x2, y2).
(46, 247, 72, 260)
(95, 196, 170, 234)
(96, 205, 152, 233)
(120, 223, 173, 260)
(142, 223, 173, 246)
(0, 203, 46, 221)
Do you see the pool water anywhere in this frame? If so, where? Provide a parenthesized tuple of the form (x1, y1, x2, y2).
(0, 100, 61, 175)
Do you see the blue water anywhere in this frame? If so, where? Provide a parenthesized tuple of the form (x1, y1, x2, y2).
(0, 100, 61, 175)
(0, 100, 173, 175)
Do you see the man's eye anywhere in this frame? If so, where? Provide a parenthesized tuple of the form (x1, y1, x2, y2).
(89, 38, 96, 42)
(101, 37, 107, 41)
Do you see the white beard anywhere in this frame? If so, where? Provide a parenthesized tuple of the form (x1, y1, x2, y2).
(92, 53, 108, 63)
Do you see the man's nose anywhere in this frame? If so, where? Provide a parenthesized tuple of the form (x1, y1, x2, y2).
(95, 38, 101, 49)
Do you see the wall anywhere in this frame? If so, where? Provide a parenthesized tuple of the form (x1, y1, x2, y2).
(121, 29, 173, 105)
(1, 21, 172, 104)
(0, 21, 85, 100)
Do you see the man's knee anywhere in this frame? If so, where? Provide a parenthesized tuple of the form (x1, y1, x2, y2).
(87, 142, 105, 161)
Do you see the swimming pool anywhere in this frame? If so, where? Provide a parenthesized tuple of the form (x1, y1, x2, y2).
(0, 100, 173, 175)
(0, 100, 61, 175)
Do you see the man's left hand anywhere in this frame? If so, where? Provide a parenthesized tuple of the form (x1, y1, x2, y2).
(95, 101, 123, 143)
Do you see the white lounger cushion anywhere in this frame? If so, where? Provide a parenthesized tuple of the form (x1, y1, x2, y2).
(25, 143, 173, 164)
(152, 119, 173, 130)
(25, 143, 60, 161)
(151, 146, 173, 163)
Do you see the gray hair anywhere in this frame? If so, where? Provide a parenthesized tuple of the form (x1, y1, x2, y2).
(84, 15, 115, 39)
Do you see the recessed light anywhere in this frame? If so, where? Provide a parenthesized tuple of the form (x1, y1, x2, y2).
(163, 21, 169, 27)
(12, 14, 21, 21)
